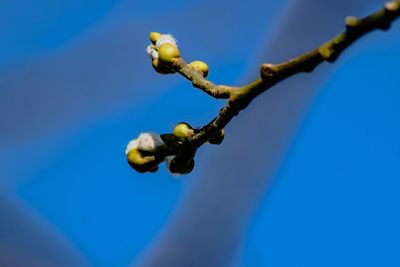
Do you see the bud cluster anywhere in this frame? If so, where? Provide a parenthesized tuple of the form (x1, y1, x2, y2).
(146, 31, 209, 78)
(126, 122, 224, 175)
(146, 32, 180, 74)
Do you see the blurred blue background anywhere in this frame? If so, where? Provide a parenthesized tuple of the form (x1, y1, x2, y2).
(1, 0, 399, 266)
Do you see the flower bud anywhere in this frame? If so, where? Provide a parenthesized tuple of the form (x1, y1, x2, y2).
(208, 129, 224, 145)
(125, 132, 166, 173)
(136, 132, 165, 152)
(173, 122, 193, 139)
(166, 156, 195, 175)
(156, 34, 177, 49)
(146, 45, 158, 60)
(126, 148, 158, 173)
(150, 32, 162, 44)
(189, 60, 209, 77)
(158, 43, 180, 64)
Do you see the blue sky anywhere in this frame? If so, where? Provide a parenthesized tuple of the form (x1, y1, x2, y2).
(1, 0, 399, 266)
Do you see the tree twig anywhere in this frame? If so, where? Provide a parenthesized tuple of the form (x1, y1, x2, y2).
(130, 0, 400, 174)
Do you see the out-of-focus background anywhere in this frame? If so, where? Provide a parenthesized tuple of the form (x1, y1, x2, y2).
(1, 0, 399, 266)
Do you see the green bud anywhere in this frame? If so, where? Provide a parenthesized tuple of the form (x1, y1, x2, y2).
(189, 60, 209, 77)
(158, 43, 180, 64)
(150, 32, 162, 44)
(173, 122, 193, 139)
(127, 148, 158, 173)
(208, 129, 224, 145)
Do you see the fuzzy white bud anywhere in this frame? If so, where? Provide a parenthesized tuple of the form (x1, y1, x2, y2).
(156, 34, 177, 49)
(146, 45, 159, 60)
(137, 132, 164, 152)
(126, 132, 165, 155)
(125, 139, 138, 155)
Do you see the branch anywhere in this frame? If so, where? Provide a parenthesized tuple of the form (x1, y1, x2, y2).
(127, 1, 400, 175)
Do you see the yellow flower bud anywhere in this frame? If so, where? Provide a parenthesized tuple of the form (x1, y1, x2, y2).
(189, 60, 209, 77)
(127, 148, 157, 173)
(150, 32, 161, 44)
(158, 43, 180, 64)
(173, 122, 193, 139)
(208, 129, 224, 145)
